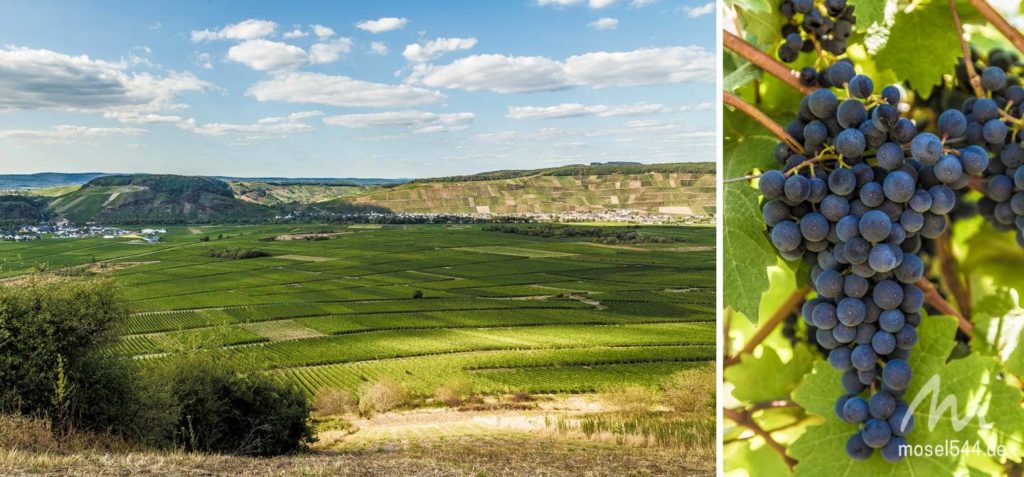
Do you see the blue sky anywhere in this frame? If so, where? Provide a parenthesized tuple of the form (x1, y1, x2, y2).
(0, 0, 715, 178)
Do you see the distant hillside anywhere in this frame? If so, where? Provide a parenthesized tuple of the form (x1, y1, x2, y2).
(218, 176, 405, 186)
(0, 195, 50, 226)
(336, 162, 715, 216)
(0, 173, 108, 190)
(49, 175, 273, 224)
(229, 181, 364, 206)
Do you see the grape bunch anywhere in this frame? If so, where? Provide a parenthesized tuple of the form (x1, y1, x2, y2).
(777, 0, 856, 64)
(942, 65, 1024, 246)
(757, 65, 983, 462)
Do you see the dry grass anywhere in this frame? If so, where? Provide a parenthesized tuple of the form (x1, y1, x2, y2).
(433, 378, 475, 407)
(312, 388, 358, 416)
(662, 365, 715, 414)
(601, 386, 661, 415)
(358, 378, 407, 416)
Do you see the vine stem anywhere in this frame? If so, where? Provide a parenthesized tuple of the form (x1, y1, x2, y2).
(951, 0, 985, 98)
(723, 30, 815, 96)
(724, 286, 809, 367)
(724, 90, 805, 154)
(936, 229, 972, 319)
(724, 407, 798, 469)
(916, 277, 974, 336)
(967, 0, 1024, 55)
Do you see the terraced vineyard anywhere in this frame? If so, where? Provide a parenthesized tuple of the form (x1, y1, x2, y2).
(0, 224, 714, 397)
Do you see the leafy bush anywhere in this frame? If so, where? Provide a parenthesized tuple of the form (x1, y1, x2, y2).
(358, 378, 406, 416)
(206, 248, 271, 260)
(140, 351, 315, 456)
(662, 365, 714, 413)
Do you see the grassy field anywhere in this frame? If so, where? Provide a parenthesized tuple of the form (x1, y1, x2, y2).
(0, 223, 714, 474)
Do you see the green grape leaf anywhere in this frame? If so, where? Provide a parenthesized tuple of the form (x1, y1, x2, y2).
(725, 438, 793, 477)
(973, 289, 1024, 380)
(875, 2, 963, 99)
(732, 0, 784, 49)
(727, 344, 815, 403)
(725, 58, 764, 92)
(723, 108, 778, 322)
(851, 0, 895, 33)
(791, 316, 1024, 475)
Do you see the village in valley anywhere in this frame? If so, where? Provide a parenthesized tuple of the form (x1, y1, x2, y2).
(2, 219, 165, 243)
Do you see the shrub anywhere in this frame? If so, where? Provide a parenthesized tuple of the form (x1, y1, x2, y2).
(358, 378, 406, 416)
(662, 365, 715, 413)
(206, 248, 271, 260)
(433, 378, 474, 406)
(412, 289, 424, 299)
(140, 351, 315, 456)
(312, 387, 357, 416)
(602, 385, 660, 414)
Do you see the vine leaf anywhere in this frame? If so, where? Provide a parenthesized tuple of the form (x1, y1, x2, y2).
(790, 316, 1024, 475)
(730, 0, 784, 49)
(726, 344, 815, 403)
(875, 1, 963, 99)
(723, 109, 778, 322)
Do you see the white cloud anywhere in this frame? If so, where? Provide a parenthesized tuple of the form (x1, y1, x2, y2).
(679, 102, 713, 111)
(629, 0, 658, 6)
(309, 38, 353, 64)
(312, 24, 335, 39)
(178, 111, 321, 138)
(588, 17, 619, 30)
(407, 46, 713, 93)
(564, 46, 714, 87)
(194, 52, 213, 70)
(402, 37, 477, 63)
(283, 29, 307, 39)
(683, 2, 715, 18)
(370, 42, 389, 55)
(0, 46, 209, 112)
(0, 125, 146, 142)
(356, 17, 408, 33)
(227, 40, 308, 71)
(103, 111, 184, 124)
(191, 19, 277, 42)
(247, 72, 444, 107)
(536, 0, 585, 6)
(324, 110, 475, 133)
(589, 0, 617, 8)
(507, 102, 671, 119)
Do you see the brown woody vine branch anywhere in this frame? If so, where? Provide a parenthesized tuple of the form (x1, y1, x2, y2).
(916, 277, 974, 336)
(951, 0, 985, 98)
(724, 90, 805, 154)
(936, 229, 972, 319)
(968, 0, 1024, 55)
(724, 286, 809, 367)
(724, 407, 798, 469)
(724, 30, 815, 96)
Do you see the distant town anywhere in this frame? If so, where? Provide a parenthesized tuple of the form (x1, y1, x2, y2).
(2, 219, 165, 243)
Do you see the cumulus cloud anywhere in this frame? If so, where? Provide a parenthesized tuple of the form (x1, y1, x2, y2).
(193, 52, 213, 69)
(629, 0, 658, 6)
(356, 17, 408, 33)
(323, 110, 475, 133)
(227, 40, 308, 71)
(589, 0, 617, 8)
(588, 18, 618, 30)
(247, 72, 444, 107)
(407, 46, 713, 93)
(191, 19, 276, 42)
(312, 24, 335, 39)
(0, 46, 209, 112)
(402, 37, 477, 63)
(370, 42, 389, 55)
(309, 38, 353, 64)
(0, 125, 146, 142)
(507, 102, 671, 119)
(283, 29, 307, 39)
(683, 2, 715, 18)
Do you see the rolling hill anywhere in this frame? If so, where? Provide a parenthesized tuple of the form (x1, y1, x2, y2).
(29, 163, 715, 224)
(48, 175, 274, 224)
(336, 163, 716, 216)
